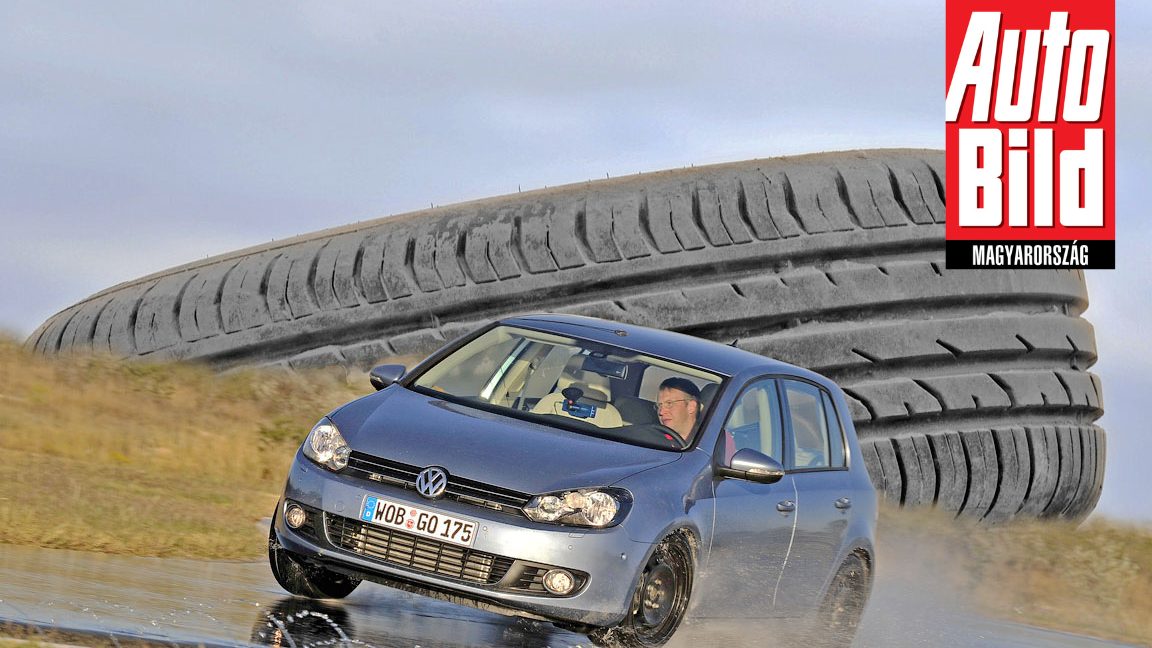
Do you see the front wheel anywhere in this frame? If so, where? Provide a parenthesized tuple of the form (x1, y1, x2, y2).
(589, 535, 694, 648)
(268, 525, 361, 599)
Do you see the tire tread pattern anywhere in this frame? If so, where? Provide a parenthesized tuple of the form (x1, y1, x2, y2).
(28, 150, 1104, 520)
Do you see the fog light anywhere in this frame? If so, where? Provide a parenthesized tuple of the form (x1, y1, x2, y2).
(543, 569, 575, 595)
(285, 504, 307, 529)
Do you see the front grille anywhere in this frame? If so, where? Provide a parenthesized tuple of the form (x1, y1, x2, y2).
(325, 513, 515, 585)
(345, 452, 532, 517)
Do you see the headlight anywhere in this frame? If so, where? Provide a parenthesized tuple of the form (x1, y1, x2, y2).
(301, 418, 351, 471)
(523, 488, 631, 528)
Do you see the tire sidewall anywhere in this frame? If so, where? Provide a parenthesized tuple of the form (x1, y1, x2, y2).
(817, 553, 871, 647)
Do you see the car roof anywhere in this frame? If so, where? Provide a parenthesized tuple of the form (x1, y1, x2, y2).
(499, 313, 799, 377)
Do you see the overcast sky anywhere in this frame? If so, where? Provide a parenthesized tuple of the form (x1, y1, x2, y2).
(1, 1, 1148, 521)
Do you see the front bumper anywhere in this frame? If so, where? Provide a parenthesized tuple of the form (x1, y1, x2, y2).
(275, 455, 654, 626)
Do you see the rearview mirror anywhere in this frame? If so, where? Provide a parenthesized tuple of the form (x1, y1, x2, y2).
(369, 364, 406, 391)
(715, 447, 785, 484)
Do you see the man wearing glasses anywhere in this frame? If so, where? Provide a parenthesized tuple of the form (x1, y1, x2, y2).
(656, 377, 702, 441)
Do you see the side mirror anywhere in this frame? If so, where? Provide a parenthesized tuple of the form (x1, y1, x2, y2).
(369, 364, 406, 391)
(715, 447, 786, 484)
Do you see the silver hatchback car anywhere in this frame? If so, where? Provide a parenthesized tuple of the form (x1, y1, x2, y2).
(269, 314, 877, 647)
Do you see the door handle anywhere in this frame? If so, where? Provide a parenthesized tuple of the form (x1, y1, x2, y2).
(776, 500, 796, 513)
(834, 497, 852, 510)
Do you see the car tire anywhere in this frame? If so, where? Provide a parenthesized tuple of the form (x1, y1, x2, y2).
(815, 552, 872, 648)
(589, 535, 694, 648)
(29, 150, 1104, 521)
(267, 525, 361, 599)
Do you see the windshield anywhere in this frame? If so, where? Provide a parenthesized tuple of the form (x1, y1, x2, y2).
(410, 325, 724, 450)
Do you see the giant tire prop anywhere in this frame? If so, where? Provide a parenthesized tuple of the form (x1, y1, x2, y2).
(29, 150, 1104, 521)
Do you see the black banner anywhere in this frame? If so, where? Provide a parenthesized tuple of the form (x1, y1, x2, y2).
(946, 240, 1115, 269)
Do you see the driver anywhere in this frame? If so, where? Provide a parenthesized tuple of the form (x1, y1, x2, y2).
(656, 378, 701, 441)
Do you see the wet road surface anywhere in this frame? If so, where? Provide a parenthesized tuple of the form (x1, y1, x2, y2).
(0, 543, 1141, 647)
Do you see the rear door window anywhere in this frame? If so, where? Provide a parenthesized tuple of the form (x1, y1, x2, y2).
(782, 380, 846, 470)
(821, 390, 847, 468)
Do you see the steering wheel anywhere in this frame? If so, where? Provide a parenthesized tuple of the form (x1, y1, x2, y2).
(629, 423, 688, 449)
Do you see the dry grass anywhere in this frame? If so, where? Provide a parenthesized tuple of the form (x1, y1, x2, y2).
(0, 621, 173, 647)
(0, 640, 54, 648)
(879, 505, 1152, 645)
(0, 336, 368, 559)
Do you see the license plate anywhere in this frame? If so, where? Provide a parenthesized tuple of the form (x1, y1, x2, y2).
(359, 495, 478, 547)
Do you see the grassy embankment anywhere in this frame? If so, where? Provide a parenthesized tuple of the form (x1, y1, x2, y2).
(0, 336, 1149, 643)
(879, 504, 1152, 646)
(0, 335, 366, 558)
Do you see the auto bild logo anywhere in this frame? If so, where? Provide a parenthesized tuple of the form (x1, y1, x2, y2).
(945, 0, 1115, 269)
(416, 466, 449, 499)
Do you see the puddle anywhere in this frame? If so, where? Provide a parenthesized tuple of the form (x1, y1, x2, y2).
(0, 544, 584, 647)
(0, 544, 1141, 647)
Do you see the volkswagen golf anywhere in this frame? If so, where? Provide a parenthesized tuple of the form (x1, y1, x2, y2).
(269, 314, 876, 647)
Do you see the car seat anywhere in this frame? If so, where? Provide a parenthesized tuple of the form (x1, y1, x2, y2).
(616, 395, 659, 425)
(530, 383, 624, 427)
(530, 355, 623, 427)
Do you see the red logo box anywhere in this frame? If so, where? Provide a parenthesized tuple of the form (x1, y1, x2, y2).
(945, 0, 1115, 269)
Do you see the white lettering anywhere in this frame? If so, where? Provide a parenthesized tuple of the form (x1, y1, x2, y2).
(959, 129, 1003, 226)
(1038, 13, 1071, 122)
(1060, 130, 1104, 226)
(1008, 129, 1029, 226)
(946, 12, 1001, 122)
(1033, 129, 1055, 226)
(950, 12, 1107, 123)
(1063, 30, 1111, 121)
(970, 242, 1090, 267)
(994, 29, 1042, 121)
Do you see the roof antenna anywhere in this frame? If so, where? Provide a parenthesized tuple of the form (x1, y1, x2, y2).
(729, 339, 740, 347)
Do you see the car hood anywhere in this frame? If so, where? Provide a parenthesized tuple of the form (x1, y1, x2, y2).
(331, 385, 682, 494)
